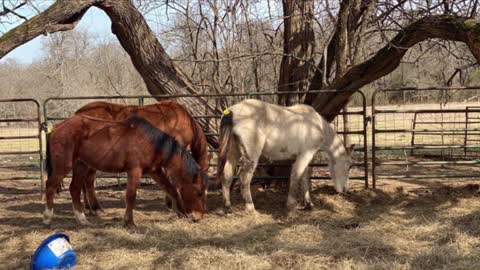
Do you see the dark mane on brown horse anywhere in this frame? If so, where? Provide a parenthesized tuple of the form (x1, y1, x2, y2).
(125, 115, 200, 179)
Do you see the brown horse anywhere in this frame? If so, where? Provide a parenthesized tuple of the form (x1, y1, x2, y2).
(71, 100, 209, 215)
(43, 115, 207, 227)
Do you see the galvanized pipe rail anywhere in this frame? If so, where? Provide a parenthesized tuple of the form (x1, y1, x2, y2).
(0, 99, 43, 194)
(372, 87, 480, 188)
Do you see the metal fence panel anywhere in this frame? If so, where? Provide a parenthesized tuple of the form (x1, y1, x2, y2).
(0, 99, 43, 194)
(372, 87, 480, 188)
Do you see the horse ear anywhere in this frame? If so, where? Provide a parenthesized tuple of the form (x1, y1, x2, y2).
(347, 144, 356, 155)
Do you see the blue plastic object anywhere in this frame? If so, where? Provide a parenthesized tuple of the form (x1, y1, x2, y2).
(31, 233, 76, 270)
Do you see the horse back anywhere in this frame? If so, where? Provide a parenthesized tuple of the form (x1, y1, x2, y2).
(229, 99, 325, 158)
(75, 100, 208, 172)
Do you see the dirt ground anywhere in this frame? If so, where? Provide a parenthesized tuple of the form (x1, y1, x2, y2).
(1, 174, 480, 270)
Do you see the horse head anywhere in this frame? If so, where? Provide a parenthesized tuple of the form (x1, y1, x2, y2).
(329, 144, 355, 193)
(175, 170, 207, 222)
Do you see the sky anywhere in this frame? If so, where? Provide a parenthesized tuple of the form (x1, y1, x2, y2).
(0, 5, 115, 64)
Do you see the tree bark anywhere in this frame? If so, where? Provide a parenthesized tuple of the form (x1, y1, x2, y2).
(312, 15, 480, 121)
(335, 0, 350, 79)
(277, 0, 315, 106)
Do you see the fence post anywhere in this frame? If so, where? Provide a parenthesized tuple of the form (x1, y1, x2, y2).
(371, 90, 378, 189)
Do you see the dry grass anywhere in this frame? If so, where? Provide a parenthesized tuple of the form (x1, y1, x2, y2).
(1, 175, 480, 270)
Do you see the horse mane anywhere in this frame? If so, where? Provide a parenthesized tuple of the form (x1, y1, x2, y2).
(126, 115, 199, 177)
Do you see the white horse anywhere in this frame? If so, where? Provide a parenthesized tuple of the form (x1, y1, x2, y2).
(216, 99, 354, 213)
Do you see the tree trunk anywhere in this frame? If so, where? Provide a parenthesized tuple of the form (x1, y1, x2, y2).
(270, 0, 315, 189)
(277, 0, 315, 106)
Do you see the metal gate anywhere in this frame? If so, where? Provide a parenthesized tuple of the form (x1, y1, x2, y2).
(43, 90, 368, 188)
(371, 87, 480, 188)
(0, 99, 43, 193)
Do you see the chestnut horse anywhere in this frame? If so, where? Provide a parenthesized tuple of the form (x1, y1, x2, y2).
(44, 115, 207, 227)
(71, 100, 209, 215)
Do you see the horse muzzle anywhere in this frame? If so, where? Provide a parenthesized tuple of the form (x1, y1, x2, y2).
(187, 211, 204, 222)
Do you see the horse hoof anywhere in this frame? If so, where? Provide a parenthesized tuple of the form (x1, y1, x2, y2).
(92, 208, 105, 217)
(300, 202, 314, 211)
(245, 209, 259, 217)
(43, 208, 53, 225)
(79, 220, 93, 227)
(224, 206, 233, 215)
(286, 203, 297, 211)
(123, 221, 136, 229)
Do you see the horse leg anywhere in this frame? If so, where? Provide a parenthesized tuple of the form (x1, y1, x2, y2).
(165, 195, 173, 209)
(84, 167, 103, 215)
(73, 161, 102, 216)
(124, 168, 142, 227)
(222, 148, 238, 214)
(151, 171, 178, 213)
(43, 172, 68, 225)
(72, 161, 92, 213)
(236, 135, 263, 214)
(287, 151, 316, 211)
(300, 167, 314, 210)
(238, 157, 258, 214)
(70, 170, 91, 226)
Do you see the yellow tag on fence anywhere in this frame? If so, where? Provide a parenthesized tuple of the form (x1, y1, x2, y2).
(48, 128, 54, 134)
(223, 109, 231, 115)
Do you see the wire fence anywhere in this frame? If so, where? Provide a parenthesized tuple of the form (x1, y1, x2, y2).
(0, 99, 43, 192)
(372, 87, 480, 188)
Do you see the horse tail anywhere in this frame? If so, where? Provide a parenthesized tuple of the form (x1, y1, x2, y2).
(46, 130, 64, 193)
(216, 110, 234, 182)
(190, 119, 209, 174)
(45, 132, 53, 178)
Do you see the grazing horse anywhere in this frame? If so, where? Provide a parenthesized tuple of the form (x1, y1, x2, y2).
(44, 115, 207, 227)
(216, 99, 354, 214)
(71, 100, 209, 216)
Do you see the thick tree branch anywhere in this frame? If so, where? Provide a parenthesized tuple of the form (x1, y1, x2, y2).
(0, 0, 94, 58)
(312, 15, 480, 121)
